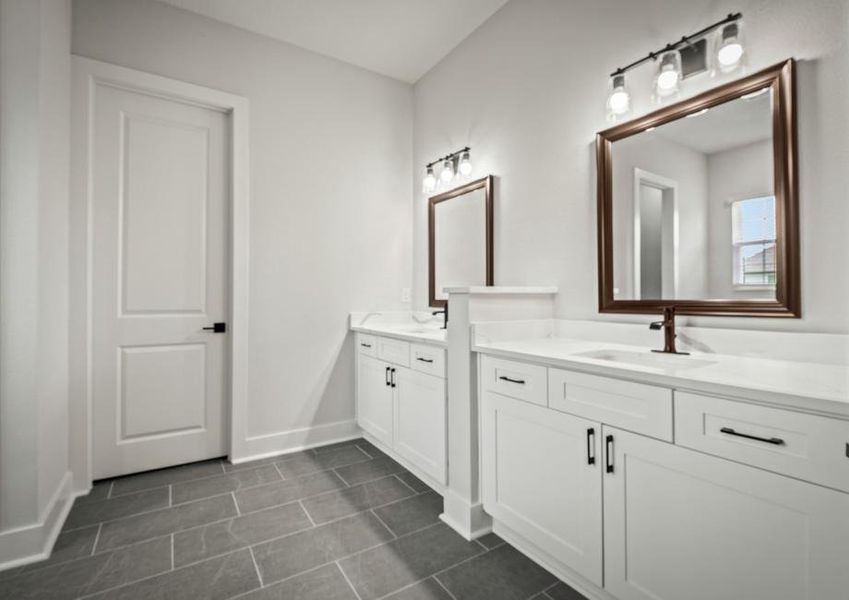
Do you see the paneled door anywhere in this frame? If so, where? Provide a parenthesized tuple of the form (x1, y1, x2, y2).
(356, 355, 394, 447)
(90, 81, 230, 478)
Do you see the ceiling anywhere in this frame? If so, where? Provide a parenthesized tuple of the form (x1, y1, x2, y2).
(157, 0, 510, 83)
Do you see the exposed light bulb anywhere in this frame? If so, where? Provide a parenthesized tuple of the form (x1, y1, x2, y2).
(606, 73, 631, 122)
(439, 159, 454, 183)
(458, 151, 472, 176)
(654, 50, 681, 100)
(422, 166, 436, 193)
(716, 22, 744, 72)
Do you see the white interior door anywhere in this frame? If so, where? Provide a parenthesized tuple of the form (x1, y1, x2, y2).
(90, 79, 230, 479)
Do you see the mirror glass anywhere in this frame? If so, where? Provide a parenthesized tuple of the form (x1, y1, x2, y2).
(429, 176, 493, 307)
(610, 86, 775, 301)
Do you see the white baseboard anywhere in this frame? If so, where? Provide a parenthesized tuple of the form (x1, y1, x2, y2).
(440, 489, 492, 540)
(230, 419, 360, 464)
(0, 471, 74, 572)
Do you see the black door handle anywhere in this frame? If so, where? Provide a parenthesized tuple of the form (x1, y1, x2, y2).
(390, 367, 396, 388)
(720, 427, 785, 445)
(587, 428, 596, 465)
(385, 367, 391, 387)
(498, 376, 526, 385)
(202, 322, 226, 333)
(605, 435, 614, 473)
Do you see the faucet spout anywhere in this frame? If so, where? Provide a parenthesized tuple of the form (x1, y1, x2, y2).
(650, 306, 689, 355)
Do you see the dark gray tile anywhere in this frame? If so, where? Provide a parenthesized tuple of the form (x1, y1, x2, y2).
(301, 476, 414, 524)
(96, 494, 236, 552)
(0, 537, 170, 600)
(476, 532, 505, 549)
(373, 491, 443, 537)
(276, 446, 371, 478)
(171, 464, 280, 505)
(384, 578, 454, 600)
(76, 481, 112, 505)
(334, 456, 406, 486)
(110, 459, 225, 496)
(174, 501, 312, 567)
(354, 440, 388, 460)
(253, 512, 394, 585)
(545, 581, 589, 600)
(395, 472, 431, 493)
(241, 563, 357, 600)
(0, 524, 99, 580)
(338, 523, 483, 599)
(65, 487, 170, 529)
(235, 470, 347, 514)
(436, 543, 556, 600)
(84, 548, 259, 600)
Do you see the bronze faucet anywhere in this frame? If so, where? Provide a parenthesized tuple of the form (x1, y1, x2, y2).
(650, 306, 689, 355)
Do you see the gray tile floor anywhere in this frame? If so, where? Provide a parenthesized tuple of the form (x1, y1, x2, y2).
(0, 438, 587, 600)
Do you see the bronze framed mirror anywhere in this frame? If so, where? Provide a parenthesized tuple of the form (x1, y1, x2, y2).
(428, 175, 494, 308)
(596, 59, 799, 317)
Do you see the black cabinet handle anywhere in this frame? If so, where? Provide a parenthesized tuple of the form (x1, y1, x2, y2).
(202, 322, 227, 333)
(416, 357, 434, 363)
(390, 367, 396, 388)
(498, 376, 526, 385)
(587, 428, 596, 465)
(720, 427, 785, 446)
(385, 367, 391, 387)
(605, 435, 614, 473)
(361, 343, 372, 348)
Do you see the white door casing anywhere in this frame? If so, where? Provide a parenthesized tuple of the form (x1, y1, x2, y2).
(71, 57, 249, 483)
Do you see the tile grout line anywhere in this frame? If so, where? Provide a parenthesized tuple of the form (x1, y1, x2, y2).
(248, 546, 265, 588)
(90, 523, 103, 555)
(393, 474, 419, 494)
(332, 467, 351, 487)
(336, 560, 364, 600)
(434, 577, 460, 600)
(369, 508, 397, 539)
(170, 534, 175, 571)
(355, 443, 373, 459)
(107, 481, 114, 499)
(168, 484, 172, 507)
(299, 499, 316, 527)
(232, 492, 242, 516)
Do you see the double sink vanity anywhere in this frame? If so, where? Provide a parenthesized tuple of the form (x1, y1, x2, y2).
(350, 59, 849, 600)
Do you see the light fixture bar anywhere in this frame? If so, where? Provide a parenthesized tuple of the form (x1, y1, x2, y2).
(425, 146, 471, 169)
(610, 12, 742, 77)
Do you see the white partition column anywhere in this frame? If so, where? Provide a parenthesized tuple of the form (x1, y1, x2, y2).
(440, 287, 557, 539)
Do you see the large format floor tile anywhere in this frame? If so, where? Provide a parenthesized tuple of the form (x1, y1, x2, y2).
(0, 438, 588, 600)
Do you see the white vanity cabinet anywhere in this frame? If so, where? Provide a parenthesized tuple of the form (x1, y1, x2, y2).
(478, 355, 849, 600)
(355, 332, 447, 485)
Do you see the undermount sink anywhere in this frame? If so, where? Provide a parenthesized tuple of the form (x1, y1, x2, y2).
(575, 349, 717, 371)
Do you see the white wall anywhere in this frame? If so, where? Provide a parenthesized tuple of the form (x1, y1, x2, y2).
(413, 0, 849, 333)
(0, 0, 72, 565)
(70, 0, 413, 463)
(707, 139, 774, 299)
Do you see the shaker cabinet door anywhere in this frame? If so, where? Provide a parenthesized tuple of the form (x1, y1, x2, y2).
(602, 426, 849, 600)
(356, 354, 394, 447)
(395, 367, 446, 484)
(481, 392, 603, 586)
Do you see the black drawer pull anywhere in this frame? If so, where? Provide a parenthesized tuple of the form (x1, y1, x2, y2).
(605, 435, 614, 473)
(385, 367, 391, 387)
(390, 367, 396, 388)
(498, 376, 526, 385)
(720, 427, 785, 445)
(361, 343, 372, 348)
(416, 357, 434, 363)
(587, 428, 596, 465)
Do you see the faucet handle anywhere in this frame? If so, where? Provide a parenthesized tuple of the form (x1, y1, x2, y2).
(649, 321, 664, 330)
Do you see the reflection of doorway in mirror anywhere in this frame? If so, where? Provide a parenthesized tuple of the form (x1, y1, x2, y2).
(633, 168, 678, 300)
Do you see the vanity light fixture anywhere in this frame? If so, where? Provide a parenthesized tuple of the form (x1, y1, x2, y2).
(606, 13, 744, 114)
(421, 146, 472, 193)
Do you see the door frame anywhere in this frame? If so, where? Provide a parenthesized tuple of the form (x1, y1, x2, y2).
(70, 56, 250, 491)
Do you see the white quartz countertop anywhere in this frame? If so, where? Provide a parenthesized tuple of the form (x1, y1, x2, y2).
(473, 337, 849, 417)
(350, 312, 447, 347)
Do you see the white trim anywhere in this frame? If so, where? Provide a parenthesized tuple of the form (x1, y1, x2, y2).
(231, 420, 360, 464)
(632, 168, 679, 300)
(0, 472, 74, 571)
(69, 56, 250, 490)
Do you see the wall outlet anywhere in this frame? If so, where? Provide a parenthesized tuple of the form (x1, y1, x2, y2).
(401, 288, 411, 303)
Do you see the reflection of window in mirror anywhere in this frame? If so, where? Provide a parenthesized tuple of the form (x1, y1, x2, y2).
(731, 195, 776, 288)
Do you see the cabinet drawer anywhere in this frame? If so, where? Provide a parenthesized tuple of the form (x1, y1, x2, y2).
(377, 337, 410, 367)
(548, 369, 672, 441)
(410, 344, 445, 378)
(480, 356, 547, 406)
(357, 333, 377, 357)
(676, 392, 849, 493)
